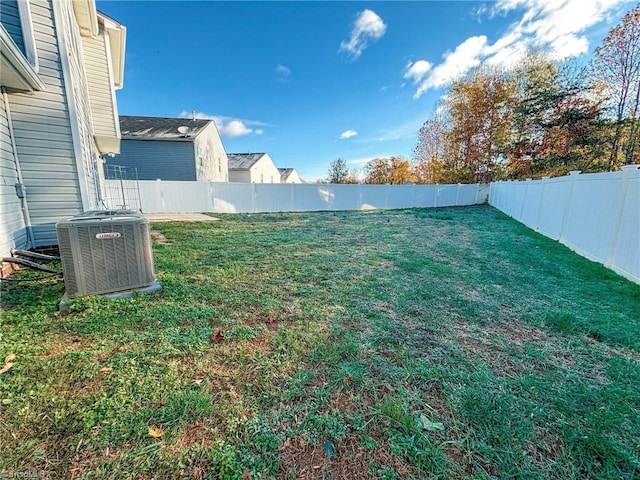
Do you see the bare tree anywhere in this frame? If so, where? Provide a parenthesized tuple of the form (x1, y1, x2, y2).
(593, 5, 640, 167)
(326, 158, 350, 183)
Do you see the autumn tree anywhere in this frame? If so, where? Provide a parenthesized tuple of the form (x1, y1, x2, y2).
(326, 158, 350, 183)
(364, 157, 415, 184)
(593, 4, 640, 167)
(506, 55, 607, 177)
(442, 66, 516, 183)
(413, 116, 449, 183)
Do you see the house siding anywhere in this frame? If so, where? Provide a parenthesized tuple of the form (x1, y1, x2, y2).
(0, 0, 26, 55)
(5, 0, 84, 247)
(113, 140, 197, 181)
(229, 170, 252, 183)
(252, 154, 280, 183)
(82, 25, 119, 147)
(194, 123, 228, 182)
(56, 0, 104, 210)
(0, 92, 28, 257)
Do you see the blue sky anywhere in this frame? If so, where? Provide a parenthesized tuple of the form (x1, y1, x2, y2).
(97, 0, 635, 181)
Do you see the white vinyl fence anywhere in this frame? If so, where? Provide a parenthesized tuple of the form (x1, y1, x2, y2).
(490, 167, 640, 284)
(105, 180, 489, 214)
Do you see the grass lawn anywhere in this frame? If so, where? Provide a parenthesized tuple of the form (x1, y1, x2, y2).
(1, 205, 639, 479)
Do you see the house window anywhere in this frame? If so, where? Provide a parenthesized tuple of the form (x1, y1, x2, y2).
(218, 158, 221, 173)
(260, 173, 264, 183)
(17, 0, 38, 70)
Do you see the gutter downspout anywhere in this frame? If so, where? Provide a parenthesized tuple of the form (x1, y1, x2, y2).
(3, 88, 33, 248)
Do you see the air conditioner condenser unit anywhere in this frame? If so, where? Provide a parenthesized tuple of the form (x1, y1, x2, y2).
(56, 210, 161, 301)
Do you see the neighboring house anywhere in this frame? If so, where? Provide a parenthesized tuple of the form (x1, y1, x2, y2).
(107, 116, 229, 182)
(228, 153, 280, 183)
(278, 168, 302, 184)
(0, 0, 126, 258)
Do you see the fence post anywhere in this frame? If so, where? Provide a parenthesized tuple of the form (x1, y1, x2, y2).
(606, 165, 638, 267)
(252, 183, 258, 213)
(455, 183, 461, 206)
(559, 170, 581, 243)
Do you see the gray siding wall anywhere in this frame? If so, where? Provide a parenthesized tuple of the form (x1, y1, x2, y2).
(110, 140, 197, 181)
(6, 0, 84, 247)
(0, 92, 28, 257)
(0, 0, 26, 55)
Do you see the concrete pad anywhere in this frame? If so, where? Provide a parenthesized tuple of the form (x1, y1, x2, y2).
(144, 213, 219, 222)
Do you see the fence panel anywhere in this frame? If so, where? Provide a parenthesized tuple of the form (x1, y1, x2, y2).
(111, 180, 490, 215)
(537, 177, 572, 240)
(563, 174, 623, 262)
(612, 175, 640, 281)
(489, 167, 640, 284)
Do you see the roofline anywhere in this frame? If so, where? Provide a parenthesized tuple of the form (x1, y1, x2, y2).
(98, 12, 126, 89)
(121, 136, 196, 142)
(119, 116, 215, 140)
(228, 152, 267, 156)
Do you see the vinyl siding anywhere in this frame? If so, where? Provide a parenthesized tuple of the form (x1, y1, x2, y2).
(0, 0, 26, 55)
(57, 0, 103, 210)
(110, 140, 197, 181)
(0, 92, 28, 257)
(5, 0, 83, 247)
(229, 170, 252, 183)
(82, 25, 119, 149)
(194, 122, 228, 182)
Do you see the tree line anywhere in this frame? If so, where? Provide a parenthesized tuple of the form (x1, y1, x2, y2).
(325, 5, 640, 185)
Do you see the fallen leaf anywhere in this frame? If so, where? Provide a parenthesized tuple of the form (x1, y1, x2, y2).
(193, 378, 203, 386)
(210, 330, 224, 344)
(242, 468, 252, 480)
(0, 363, 13, 375)
(148, 426, 164, 438)
(99, 367, 113, 373)
(4, 354, 16, 363)
(419, 414, 445, 432)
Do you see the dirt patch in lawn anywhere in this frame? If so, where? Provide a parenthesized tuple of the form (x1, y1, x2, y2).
(150, 229, 172, 245)
(280, 434, 419, 480)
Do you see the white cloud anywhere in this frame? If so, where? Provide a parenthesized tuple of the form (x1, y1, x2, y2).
(339, 9, 386, 59)
(275, 64, 291, 76)
(220, 120, 252, 138)
(340, 130, 358, 139)
(275, 64, 291, 82)
(414, 36, 488, 98)
(179, 111, 267, 138)
(403, 60, 433, 84)
(409, 0, 631, 98)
